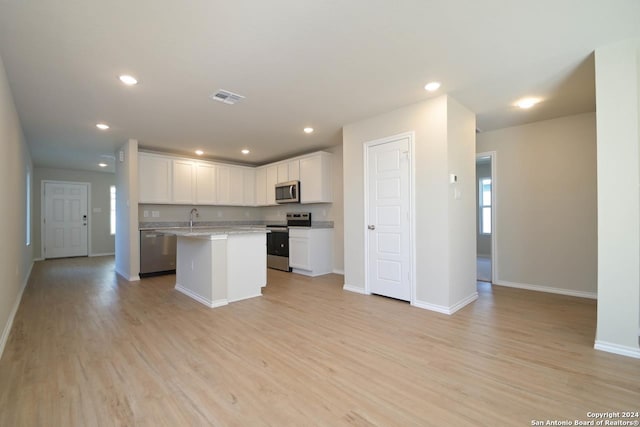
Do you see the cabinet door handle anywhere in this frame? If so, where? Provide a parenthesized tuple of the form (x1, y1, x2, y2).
(368, 225, 375, 230)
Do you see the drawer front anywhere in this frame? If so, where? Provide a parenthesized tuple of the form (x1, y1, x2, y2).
(288, 227, 310, 238)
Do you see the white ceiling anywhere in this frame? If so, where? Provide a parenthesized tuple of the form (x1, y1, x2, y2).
(1, 1, 639, 173)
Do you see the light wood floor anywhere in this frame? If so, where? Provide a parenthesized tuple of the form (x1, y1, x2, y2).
(1, 257, 638, 426)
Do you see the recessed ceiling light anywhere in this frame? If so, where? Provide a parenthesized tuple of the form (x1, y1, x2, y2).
(516, 97, 541, 109)
(195, 150, 204, 156)
(241, 149, 250, 155)
(118, 75, 138, 86)
(303, 127, 314, 134)
(96, 123, 109, 130)
(98, 162, 108, 168)
(424, 82, 441, 92)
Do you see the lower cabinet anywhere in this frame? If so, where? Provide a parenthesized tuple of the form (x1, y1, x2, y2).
(288, 228, 333, 276)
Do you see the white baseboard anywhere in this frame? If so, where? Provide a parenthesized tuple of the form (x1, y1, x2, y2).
(175, 284, 228, 308)
(228, 293, 262, 304)
(291, 268, 333, 277)
(594, 340, 640, 359)
(449, 292, 479, 314)
(343, 284, 368, 295)
(0, 260, 34, 360)
(412, 299, 451, 314)
(89, 252, 115, 257)
(332, 269, 345, 275)
(412, 292, 478, 315)
(494, 279, 597, 299)
(33, 257, 44, 262)
(115, 268, 140, 282)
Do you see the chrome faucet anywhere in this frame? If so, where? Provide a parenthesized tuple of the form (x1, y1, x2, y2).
(189, 208, 199, 228)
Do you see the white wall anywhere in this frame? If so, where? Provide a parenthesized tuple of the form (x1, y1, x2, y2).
(343, 95, 477, 312)
(475, 161, 491, 256)
(33, 167, 116, 258)
(0, 54, 33, 358)
(476, 113, 597, 297)
(115, 139, 140, 281)
(594, 38, 640, 358)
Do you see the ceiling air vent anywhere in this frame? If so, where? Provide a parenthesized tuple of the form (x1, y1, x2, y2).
(210, 89, 245, 105)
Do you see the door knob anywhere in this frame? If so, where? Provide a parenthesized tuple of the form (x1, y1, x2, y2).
(368, 225, 376, 230)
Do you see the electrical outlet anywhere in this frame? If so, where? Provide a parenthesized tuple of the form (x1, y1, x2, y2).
(217, 211, 223, 218)
(152, 211, 160, 218)
(143, 210, 149, 218)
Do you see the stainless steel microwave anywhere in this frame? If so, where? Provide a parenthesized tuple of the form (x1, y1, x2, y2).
(275, 180, 300, 204)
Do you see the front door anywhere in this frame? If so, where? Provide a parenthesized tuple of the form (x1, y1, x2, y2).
(366, 136, 412, 301)
(44, 182, 88, 258)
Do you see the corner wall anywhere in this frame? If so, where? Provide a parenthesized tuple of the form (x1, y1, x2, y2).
(115, 139, 140, 281)
(0, 54, 33, 358)
(343, 95, 477, 313)
(477, 113, 598, 298)
(594, 38, 640, 358)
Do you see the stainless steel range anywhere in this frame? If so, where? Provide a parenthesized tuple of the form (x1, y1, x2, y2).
(266, 212, 311, 271)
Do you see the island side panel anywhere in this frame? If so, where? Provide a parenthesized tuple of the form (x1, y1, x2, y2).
(226, 232, 267, 303)
(175, 236, 221, 307)
(210, 239, 228, 306)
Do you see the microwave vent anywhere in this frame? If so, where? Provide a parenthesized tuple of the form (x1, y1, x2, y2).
(210, 89, 245, 105)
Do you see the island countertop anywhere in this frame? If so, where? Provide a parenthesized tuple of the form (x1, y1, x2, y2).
(166, 227, 269, 239)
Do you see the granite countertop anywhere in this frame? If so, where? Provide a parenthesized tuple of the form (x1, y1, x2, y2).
(140, 220, 334, 230)
(165, 226, 270, 240)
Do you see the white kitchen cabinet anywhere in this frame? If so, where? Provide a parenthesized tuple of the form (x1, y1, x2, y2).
(172, 159, 196, 204)
(216, 165, 231, 205)
(288, 227, 333, 276)
(266, 165, 278, 205)
(288, 160, 300, 181)
(243, 168, 255, 206)
(228, 166, 245, 206)
(277, 163, 289, 183)
(255, 167, 267, 206)
(139, 153, 172, 203)
(299, 152, 332, 203)
(195, 162, 217, 204)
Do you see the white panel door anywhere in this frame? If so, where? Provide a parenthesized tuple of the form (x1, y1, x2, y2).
(367, 137, 411, 301)
(44, 182, 89, 258)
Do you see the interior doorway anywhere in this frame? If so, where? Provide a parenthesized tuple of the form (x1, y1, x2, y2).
(476, 153, 495, 283)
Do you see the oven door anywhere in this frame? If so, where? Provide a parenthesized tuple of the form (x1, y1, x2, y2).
(267, 228, 289, 257)
(266, 227, 290, 271)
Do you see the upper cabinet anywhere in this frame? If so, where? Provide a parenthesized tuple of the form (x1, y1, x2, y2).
(139, 153, 172, 203)
(255, 167, 267, 206)
(139, 150, 332, 206)
(288, 160, 300, 181)
(172, 159, 195, 204)
(265, 165, 278, 206)
(195, 162, 217, 204)
(299, 152, 332, 204)
(243, 168, 256, 206)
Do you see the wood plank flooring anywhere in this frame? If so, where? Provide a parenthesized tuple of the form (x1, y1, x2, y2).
(1, 256, 638, 426)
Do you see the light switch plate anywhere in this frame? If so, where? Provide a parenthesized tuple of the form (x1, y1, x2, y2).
(152, 211, 160, 218)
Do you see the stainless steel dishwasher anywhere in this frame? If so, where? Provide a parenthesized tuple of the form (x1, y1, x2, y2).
(140, 230, 177, 276)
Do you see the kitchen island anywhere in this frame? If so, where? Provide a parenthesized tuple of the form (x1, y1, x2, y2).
(167, 227, 268, 308)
